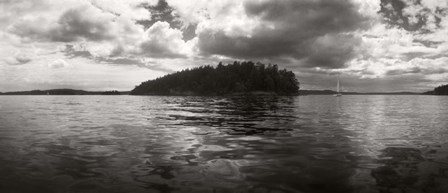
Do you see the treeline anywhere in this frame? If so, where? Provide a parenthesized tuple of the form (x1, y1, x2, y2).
(433, 84, 448, 95)
(423, 84, 448, 95)
(101, 90, 121, 95)
(131, 61, 299, 95)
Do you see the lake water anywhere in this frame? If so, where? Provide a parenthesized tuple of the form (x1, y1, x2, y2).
(0, 95, 448, 193)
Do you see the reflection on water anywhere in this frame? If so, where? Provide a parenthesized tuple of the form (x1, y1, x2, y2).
(0, 95, 448, 193)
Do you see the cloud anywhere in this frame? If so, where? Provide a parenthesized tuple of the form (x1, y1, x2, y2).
(50, 7, 117, 42)
(61, 41, 182, 72)
(137, 0, 181, 29)
(5, 0, 156, 39)
(4, 54, 32, 65)
(385, 66, 448, 76)
(48, 59, 70, 69)
(14, 54, 32, 64)
(384, 56, 448, 76)
(97, 57, 175, 73)
(378, 0, 447, 32)
(194, 0, 369, 69)
(137, 21, 188, 58)
(2, 49, 36, 65)
(11, 5, 119, 42)
(89, 0, 157, 20)
(351, 0, 448, 81)
(4, 1, 203, 62)
(63, 44, 93, 58)
(59, 21, 192, 60)
(3, 0, 448, 92)
(304, 34, 362, 68)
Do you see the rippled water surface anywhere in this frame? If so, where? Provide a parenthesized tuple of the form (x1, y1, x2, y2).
(1, 95, 448, 193)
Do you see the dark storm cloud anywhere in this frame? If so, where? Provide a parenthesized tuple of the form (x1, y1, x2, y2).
(303, 34, 361, 68)
(197, 0, 368, 69)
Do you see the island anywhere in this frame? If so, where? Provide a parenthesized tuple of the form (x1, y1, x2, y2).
(424, 84, 448, 95)
(131, 61, 300, 96)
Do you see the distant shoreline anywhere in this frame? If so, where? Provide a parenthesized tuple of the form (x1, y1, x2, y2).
(0, 89, 427, 96)
(299, 90, 421, 95)
(0, 89, 129, 95)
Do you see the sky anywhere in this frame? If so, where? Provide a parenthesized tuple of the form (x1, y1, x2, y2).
(1, 0, 448, 92)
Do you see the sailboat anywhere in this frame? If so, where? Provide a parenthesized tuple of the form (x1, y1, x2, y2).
(333, 76, 342, 97)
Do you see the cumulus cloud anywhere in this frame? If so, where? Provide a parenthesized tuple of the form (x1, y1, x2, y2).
(11, 5, 122, 42)
(50, 7, 117, 42)
(137, 21, 188, 58)
(4, 54, 32, 65)
(59, 21, 193, 61)
(6, 0, 193, 61)
(48, 59, 70, 69)
(8, 0, 194, 60)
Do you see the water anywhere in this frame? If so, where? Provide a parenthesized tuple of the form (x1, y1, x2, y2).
(0, 95, 448, 193)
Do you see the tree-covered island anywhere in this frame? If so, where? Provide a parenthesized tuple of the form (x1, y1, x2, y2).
(424, 84, 448, 95)
(131, 61, 300, 96)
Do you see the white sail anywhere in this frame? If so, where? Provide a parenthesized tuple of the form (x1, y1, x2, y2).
(334, 76, 342, 96)
(337, 79, 340, 93)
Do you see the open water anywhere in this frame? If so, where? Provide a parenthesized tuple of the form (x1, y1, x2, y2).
(0, 95, 448, 193)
